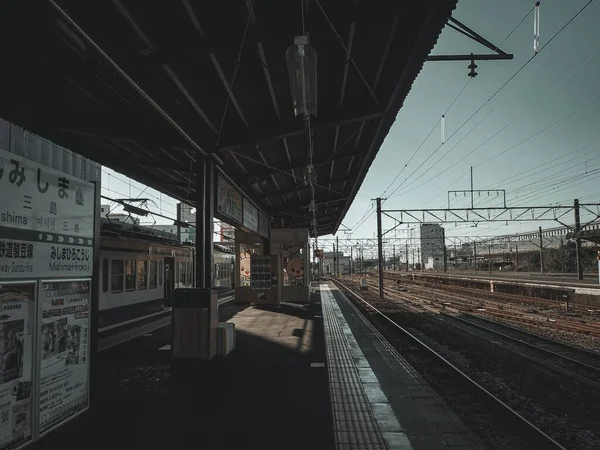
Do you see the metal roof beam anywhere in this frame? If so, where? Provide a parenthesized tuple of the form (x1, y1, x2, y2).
(261, 175, 355, 198)
(246, 148, 365, 179)
(219, 109, 385, 152)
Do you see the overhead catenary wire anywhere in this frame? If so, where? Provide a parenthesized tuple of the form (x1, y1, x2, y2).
(381, 6, 535, 200)
(387, 0, 597, 200)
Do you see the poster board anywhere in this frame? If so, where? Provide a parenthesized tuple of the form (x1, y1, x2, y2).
(214, 172, 269, 238)
(242, 199, 258, 233)
(215, 176, 243, 226)
(0, 281, 35, 450)
(250, 256, 271, 291)
(37, 279, 90, 437)
(0, 150, 95, 446)
(258, 213, 269, 239)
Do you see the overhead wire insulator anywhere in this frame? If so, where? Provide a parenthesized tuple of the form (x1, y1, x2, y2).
(441, 115, 445, 144)
(534, 1, 541, 53)
(467, 55, 478, 78)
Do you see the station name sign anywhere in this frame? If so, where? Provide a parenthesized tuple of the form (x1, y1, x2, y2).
(0, 149, 94, 279)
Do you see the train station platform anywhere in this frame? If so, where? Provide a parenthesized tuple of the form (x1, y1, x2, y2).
(32, 284, 482, 450)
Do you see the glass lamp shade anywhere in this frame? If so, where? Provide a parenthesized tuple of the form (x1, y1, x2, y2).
(285, 42, 317, 117)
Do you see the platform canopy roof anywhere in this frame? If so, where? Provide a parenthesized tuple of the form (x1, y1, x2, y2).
(0, 0, 456, 236)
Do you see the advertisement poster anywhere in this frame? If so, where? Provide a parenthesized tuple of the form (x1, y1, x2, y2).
(258, 213, 269, 239)
(0, 282, 34, 450)
(242, 198, 258, 233)
(38, 280, 90, 435)
(0, 149, 94, 280)
(216, 176, 243, 225)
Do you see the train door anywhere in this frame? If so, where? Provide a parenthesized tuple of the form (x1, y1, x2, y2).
(164, 257, 175, 306)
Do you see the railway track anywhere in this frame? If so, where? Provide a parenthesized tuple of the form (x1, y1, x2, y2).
(377, 276, 600, 337)
(372, 279, 600, 387)
(329, 278, 568, 450)
(334, 277, 600, 450)
(383, 272, 593, 313)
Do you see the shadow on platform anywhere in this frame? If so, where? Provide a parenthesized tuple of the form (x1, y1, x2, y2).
(32, 300, 333, 450)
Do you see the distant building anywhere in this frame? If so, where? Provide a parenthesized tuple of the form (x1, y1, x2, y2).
(420, 224, 444, 266)
(220, 224, 235, 242)
(152, 224, 195, 244)
(321, 251, 351, 275)
(424, 256, 444, 271)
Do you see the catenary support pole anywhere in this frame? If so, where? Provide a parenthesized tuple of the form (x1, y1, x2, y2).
(538, 226, 544, 274)
(574, 199, 583, 280)
(488, 242, 492, 275)
(376, 198, 384, 299)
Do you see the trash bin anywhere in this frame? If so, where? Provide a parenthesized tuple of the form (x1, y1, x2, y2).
(172, 288, 218, 360)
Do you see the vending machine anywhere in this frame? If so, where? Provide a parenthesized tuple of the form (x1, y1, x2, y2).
(249, 254, 281, 306)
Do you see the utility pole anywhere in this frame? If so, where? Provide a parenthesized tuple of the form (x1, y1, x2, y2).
(538, 226, 544, 274)
(560, 236, 565, 273)
(515, 244, 519, 269)
(454, 244, 457, 271)
(376, 198, 384, 299)
(417, 247, 421, 271)
(406, 241, 409, 271)
(470, 166, 474, 209)
(473, 240, 477, 272)
(361, 247, 364, 274)
(336, 235, 339, 277)
(350, 246, 353, 275)
(442, 228, 447, 273)
(488, 241, 492, 275)
(393, 245, 396, 271)
(574, 198, 583, 280)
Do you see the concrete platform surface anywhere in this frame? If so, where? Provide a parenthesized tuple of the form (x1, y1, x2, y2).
(323, 283, 484, 450)
(31, 283, 484, 450)
(32, 300, 334, 450)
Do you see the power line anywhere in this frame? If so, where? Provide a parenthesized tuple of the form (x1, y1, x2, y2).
(388, 0, 598, 200)
(396, 90, 600, 200)
(380, 5, 534, 201)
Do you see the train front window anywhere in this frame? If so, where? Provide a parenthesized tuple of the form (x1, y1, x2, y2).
(111, 260, 124, 293)
(126, 260, 136, 291)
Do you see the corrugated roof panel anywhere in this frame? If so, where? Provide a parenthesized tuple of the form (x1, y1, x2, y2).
(0, 116, 101, 182)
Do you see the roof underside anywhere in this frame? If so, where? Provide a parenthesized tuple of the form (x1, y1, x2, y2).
(0, 0, 456, 236)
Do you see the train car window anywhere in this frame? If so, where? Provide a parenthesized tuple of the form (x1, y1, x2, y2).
(149, 261, 157, 289)
(159, 261, 163, 285)
(137, 260, 147, 290)
(111, 260, 124, 293)
(126, 260, 136, 291)
(102, 259, 109, 293)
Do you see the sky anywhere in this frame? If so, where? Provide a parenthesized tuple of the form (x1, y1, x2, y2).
(102, 0, 600, 251)
(335, 0, 600, 241)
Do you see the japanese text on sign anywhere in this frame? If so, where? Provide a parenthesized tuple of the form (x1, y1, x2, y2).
(0, 150, 94, 239)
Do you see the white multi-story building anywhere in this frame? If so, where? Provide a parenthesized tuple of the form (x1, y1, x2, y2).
(420, 223, 444, 266)
(321, 251, 351, 275)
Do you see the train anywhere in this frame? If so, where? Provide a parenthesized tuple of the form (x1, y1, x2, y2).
(98, 220, 234, 332)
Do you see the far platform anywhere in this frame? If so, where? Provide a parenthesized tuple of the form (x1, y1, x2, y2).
(396, 270, 600, 290)
(32, 283, 483, 450)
